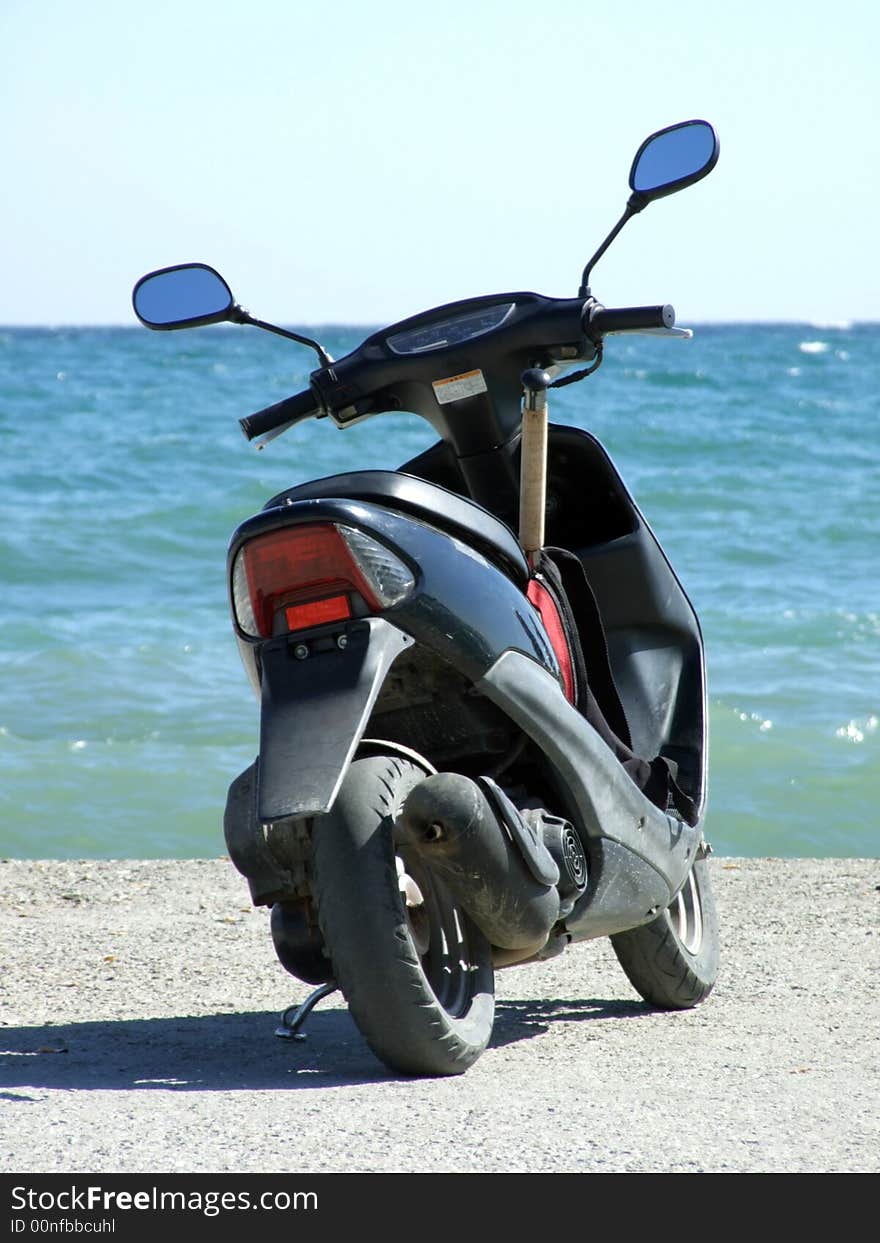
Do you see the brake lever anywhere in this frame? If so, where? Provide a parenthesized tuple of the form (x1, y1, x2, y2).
(254, 419, 299, 451)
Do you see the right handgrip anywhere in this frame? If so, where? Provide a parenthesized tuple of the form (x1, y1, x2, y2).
(239, 388, 320, 440)
(586, 303, 675, 337)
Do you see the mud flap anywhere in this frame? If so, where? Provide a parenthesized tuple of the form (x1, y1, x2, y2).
(256, 617, 413, 824)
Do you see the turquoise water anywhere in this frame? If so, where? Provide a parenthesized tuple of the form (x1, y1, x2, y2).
(1, 321, 877, 859)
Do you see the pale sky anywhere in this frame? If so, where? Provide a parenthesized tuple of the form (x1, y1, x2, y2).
(1, 0, 877, 325)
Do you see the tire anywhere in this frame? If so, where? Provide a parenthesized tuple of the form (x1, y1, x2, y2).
(311, 752, 496, 1077)
(610, 854, 719, 1009)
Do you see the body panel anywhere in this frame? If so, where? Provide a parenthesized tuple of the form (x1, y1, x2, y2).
(476, 649, 702, 936)
(229, 496, 561, 689)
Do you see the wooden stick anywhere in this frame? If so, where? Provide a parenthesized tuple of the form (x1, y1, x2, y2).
(519, 375, 549, 563)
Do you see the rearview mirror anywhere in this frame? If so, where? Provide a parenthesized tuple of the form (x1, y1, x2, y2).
(132, 263, 235, 330)
(629, 119, 719, 203)
(579, 118, 719, 295)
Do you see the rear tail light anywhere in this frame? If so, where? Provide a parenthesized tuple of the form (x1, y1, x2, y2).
(231, 522, 415, 638)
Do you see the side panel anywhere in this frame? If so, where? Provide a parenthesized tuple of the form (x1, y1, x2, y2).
(476, 649, 702, 910)
(398, 427, 708, 818)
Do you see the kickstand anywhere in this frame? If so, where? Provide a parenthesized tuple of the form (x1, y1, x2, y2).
(275, 981, 337, 1041)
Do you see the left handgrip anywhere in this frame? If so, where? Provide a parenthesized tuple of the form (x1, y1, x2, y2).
(239, 388, 321, 440)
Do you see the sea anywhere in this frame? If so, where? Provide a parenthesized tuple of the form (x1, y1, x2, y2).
(1, 320, 877, 859)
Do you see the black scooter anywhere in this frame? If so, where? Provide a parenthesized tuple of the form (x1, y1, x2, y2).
(133, 119, 721, 1077)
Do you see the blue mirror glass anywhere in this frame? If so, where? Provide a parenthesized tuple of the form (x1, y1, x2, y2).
(630, 121, 718, 199)
(133, 264, 234, 328)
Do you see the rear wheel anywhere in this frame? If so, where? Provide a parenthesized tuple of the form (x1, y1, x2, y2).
(610, 854, 719, 1009)
(312, 752, 495, 1076)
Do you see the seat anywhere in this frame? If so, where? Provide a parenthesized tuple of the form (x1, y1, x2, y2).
(264, 470, 529, 587)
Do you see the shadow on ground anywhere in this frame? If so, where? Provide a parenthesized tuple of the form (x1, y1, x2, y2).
(492, 995, 649, 1047)
(0, 996, 651, 1092)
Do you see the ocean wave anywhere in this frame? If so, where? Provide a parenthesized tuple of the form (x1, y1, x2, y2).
(835, 716, 879, 744)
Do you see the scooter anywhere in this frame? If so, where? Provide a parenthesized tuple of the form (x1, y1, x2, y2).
(133, 119, 721, 1077)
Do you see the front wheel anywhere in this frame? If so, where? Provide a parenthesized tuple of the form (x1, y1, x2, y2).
(312, 752, 496, 1076)
(610, 854, 719, 1009)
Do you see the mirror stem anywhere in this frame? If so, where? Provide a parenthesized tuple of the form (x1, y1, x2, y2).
(229, 306, 334, 366)
(578, 196, 647, 297)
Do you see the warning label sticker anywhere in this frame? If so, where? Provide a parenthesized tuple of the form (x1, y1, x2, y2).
(432, 369, 488, 405)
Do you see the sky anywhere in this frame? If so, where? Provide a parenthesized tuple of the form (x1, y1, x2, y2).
(1, 0, 877, 326)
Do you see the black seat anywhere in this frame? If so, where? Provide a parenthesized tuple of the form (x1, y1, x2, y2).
(264, 470, 529, 587)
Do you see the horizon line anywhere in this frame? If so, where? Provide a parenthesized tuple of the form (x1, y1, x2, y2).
(2, 317, 877, 331)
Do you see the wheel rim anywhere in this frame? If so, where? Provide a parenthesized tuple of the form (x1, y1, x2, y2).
(396, 845, 480, 1018)
(669, 866, 703, 955)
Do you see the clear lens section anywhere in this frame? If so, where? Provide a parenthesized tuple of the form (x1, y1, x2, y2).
(231, 548, 257, 635)
(338, 525, 415, 606)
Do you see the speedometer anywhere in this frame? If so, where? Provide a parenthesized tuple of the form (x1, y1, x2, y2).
(386, 302, 516, 356)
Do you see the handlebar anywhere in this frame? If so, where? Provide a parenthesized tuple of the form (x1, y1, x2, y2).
(585, 303, 675, 337)
(239, 298, 678, 443)
(239, 388, 321, 441)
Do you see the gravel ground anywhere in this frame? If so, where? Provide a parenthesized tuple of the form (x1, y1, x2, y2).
(1, 856, 878, 1173)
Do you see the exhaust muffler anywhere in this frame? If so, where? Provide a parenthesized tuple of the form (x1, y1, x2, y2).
(398, 772, 587, 955)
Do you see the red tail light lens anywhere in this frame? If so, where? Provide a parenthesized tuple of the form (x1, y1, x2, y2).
(231, 522, 414, 638)
(284, 594, 351, 631)
(527, 578, 576, 703)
